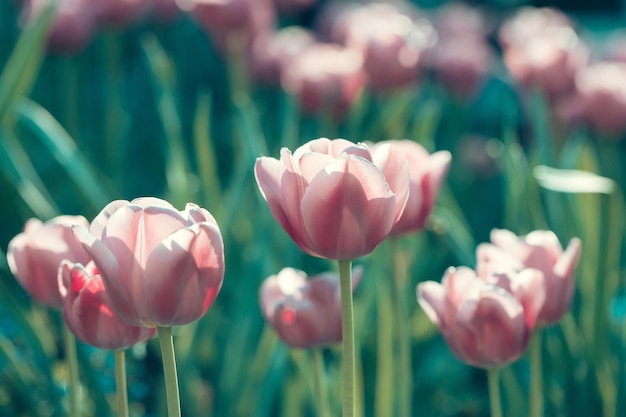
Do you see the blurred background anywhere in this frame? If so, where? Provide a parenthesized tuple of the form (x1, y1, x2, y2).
(1, 0, 626, 416)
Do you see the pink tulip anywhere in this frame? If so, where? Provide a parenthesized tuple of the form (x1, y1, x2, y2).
(7, 216, 91, 308)
(417, 266, 543, 368)
(254, 138, 409, 260)
(372, 140, 451, 236)
(59, 261, 156, 349)
(72, 197, 225, 328)
(476, 229, 582, 325)
(260, 266, 363, 348)
(280, 43, 366, 116)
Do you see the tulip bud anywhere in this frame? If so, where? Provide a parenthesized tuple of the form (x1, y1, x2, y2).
(7, 216, 91, 308)
(476, 229, 582, 325)
(371, 140, 451, 235)
(73, 197, 225, 328)
(59, 261, 156, 349)
(260, 266, 363, 348)
(417, 266, 541, 368)
(255, 138, 409, 260)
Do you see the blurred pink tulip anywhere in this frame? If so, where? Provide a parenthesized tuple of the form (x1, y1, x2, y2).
(281, 43, 366, 116)
(255, 138, 409, 260)
(73, 197, 225, 328)
(434, 2, 489, 40)
(498, 7, 573, 51)
(339, 3, 434, 93)
(417, 266, 542, 368)
(260, 266, 363, 348)
(372, 140, 451, 235)
(560, 62, 626, 135)
(249, 26, 316, 86)
(273, 0, 316, 15)
(21, 0, 98, 54)
(7, 216, 91, 308)
(183, 0, 275, 47)
(476, 229, 582, 325)
(59, 261, 156, 349)
(92, 0, 152, 27)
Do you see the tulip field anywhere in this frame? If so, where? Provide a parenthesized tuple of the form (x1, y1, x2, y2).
(1, 1, 626, 417)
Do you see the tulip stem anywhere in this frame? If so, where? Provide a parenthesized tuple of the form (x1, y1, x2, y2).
(158, 326, 181, 417)
(488, 368, 503, 417)
(312, 348, 330, 417)
(63, 324, 80, 417)
(115, 350, 129, 417)
(338, 259, 355, 417)
(391, 238, 412, 417)
(529, 330, 544, 417)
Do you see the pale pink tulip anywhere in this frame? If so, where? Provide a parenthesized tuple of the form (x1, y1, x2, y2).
(417, 266, 542, 368)
(476, 229, 582, 325)
(59, 261, 156, 349)
(73, 197, 225, 328)
(255, 138, 409, 260)
(281, 43, 366, 116)
(7, 216, 91, 308)
(372, 140, 451, 235)
(260, 266, 363, 348)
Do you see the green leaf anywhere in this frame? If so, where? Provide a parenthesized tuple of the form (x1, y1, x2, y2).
(13, 98, 111, 212)
(533, 165, 615, 195)
(0, 2, 55, 122)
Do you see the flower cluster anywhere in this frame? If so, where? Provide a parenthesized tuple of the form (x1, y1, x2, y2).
(418, 229, 581, 368)
(7, 197, 225, 350)
(255, 137, 450, 348)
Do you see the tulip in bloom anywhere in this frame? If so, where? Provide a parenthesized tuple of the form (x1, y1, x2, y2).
(73, 197, 225, 328)
(372, 140, 451, 235)
(7, 216, 91, 308)
(59, 261, 156, 349)
(417, 266, 543, 368)
(255, 138, 409, 260)
(476, 229, 582, 325)
(260, 266, 363, 348)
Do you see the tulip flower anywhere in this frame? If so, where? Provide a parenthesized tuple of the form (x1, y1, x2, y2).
(476, 229, 582, 325)
(417, 266, 543, 369)
(7, 215, 91, 308)
(59, 260, 157, 350)
(372, 140, 451, 236)
(260, 266, 363, 348)
(255, 138, 409, 260)
(72, 197, 225, 328)
(280, 44, 366, 116)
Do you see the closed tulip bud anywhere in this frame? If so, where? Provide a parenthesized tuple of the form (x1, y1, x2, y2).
(255, 138, 409, 260)
(249, 26, 316, 86)
(59, 261, 156, 349)
(72, 197, 225, 328)
(476, 229, 582, 325)
(372, 140, 451, 235)
(7, 216, 91, 308)
(281, 43, 366, 117)
(260, 266, 363, 348)
(417, 266, 542, 368)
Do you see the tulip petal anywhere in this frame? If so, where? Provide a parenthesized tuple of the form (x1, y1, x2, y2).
(143, 223, 224, 326)
(300, 155, 396, 259)
(417, 281, 447, 327)
(89, 200, 128, 238)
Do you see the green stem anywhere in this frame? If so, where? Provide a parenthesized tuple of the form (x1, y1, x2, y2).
(338, 259, 355, 417)
(529, 330, 544, 417)
(488, 368, 503, 417)
(63, 323, 80, 417)
(158, 326, 181, 417)
(115, 350, 129, 417)
(375, 266, 394, 417)
(312, 348, 330, 417)
(391, 238, 412, 417)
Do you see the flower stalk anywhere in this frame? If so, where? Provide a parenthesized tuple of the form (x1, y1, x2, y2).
(312, 348, 330, 417)
(488, 368, 503, 417)
(158, 326, 181, 417)
(115, 350, 129, 417)
(338, 259, 355, 417)
(529, 330, 544, 417)
(63, 324, 80, 417)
